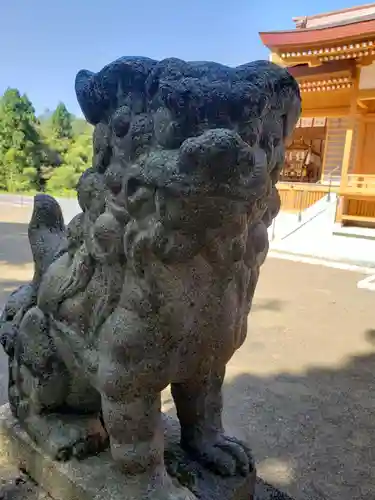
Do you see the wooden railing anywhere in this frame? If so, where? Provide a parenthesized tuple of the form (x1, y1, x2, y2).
(277, 183, 334, 213)
(339, 174, 375, 225)
(342, 174, 375, 195)
(278, 175, 375, 226)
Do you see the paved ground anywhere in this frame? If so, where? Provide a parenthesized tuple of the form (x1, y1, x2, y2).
(224, 261, 375, 500)
(0, 220, 33, 405)
(1, 217, 375, 499)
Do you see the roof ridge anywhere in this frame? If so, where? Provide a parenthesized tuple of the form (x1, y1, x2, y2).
(292, 2, 375, 23)
(260, 14, 375, 36)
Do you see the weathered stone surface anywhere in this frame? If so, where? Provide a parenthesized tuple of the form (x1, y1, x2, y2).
(0, 472, 51, 500)
(0, 404, 255, 500)
(0, 57, 301, 499)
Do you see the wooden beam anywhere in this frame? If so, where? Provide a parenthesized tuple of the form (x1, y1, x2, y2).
(308, 59, 324, 68)
(287, 59, 320, 68)
(340, 71, 360, 190)
(358, 89, 375, 101)
(357, 100, 369, 110)
(320, 126, 331, 183)
(341, 214, 375, 223)
(301, 107, 350, 118)
(277, 183, 337, 193)
(340, 128, 354, 190)
(288, 60, 355, 79)
(269, 52, 286, 67)
(335, 196, 344, 223)
(354, 117, 366, 173)
(357, 55, 375, 67)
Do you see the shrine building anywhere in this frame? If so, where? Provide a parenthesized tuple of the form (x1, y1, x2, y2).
(259, 2, 375, 226)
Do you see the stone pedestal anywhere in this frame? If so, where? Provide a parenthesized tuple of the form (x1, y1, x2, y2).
(0, 404, 256, 500)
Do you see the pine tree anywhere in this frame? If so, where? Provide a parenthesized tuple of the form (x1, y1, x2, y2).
(51, 102, 73, 140)
(0, 88, 44, 191)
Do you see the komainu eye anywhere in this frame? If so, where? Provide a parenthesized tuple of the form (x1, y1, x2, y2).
(127, 177, 142, 197)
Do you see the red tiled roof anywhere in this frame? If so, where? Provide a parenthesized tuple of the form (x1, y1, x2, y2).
(260, 18, 375, 48)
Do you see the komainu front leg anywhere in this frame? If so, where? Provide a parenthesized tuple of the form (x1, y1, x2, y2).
(172, 365, 254, 477)
(101, 390, 164, 474)
(98, 308, 197, 499)
(100, 386, 196, 499)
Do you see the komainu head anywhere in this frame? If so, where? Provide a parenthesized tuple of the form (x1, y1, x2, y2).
(75, 57, 301, 264)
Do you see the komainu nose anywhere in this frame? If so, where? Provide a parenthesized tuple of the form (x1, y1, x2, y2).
(178, 129, 243, 180)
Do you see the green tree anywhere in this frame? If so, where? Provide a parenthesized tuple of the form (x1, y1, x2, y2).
(46, 165, 80, 195)
(0, 88, 44, 191)
(51, 102, 73, 140)
(0, 89, 94, 195)
(45, 122, 93, 195)
(72, 117, 93, 137)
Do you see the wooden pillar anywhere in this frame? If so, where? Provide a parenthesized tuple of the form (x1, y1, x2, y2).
(340, 103, 358, 186)
(340, 129, 354, 189)
(354, 117, 366, 174)
(336, 70, 360, 222)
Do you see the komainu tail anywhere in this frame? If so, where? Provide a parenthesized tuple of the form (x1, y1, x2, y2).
(0, 195, 68, 356)
(28, 194, 68, 285)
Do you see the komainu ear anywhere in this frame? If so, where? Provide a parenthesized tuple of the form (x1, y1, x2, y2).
(75, 57, 157, 125)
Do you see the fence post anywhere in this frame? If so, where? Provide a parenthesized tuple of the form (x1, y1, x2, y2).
(271, 216, 276, 241)
(298, 190, 303, 223)
(327, 177, 332, 202)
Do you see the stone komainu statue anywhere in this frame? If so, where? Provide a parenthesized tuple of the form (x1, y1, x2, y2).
(0, 57, 301, 499)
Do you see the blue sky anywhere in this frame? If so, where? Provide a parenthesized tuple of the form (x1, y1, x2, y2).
(0, 0, 368, 116)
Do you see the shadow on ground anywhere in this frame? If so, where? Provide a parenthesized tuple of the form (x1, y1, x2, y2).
(251, 299, 285, 313)
(221, 347, 375, 500)
(162, 343, 375, 500)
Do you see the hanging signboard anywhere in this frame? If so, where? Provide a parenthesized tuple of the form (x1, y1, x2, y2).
(295, 117, 327, 128)
(313, 117, 327, 127)
(300, 118, 314, 128)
